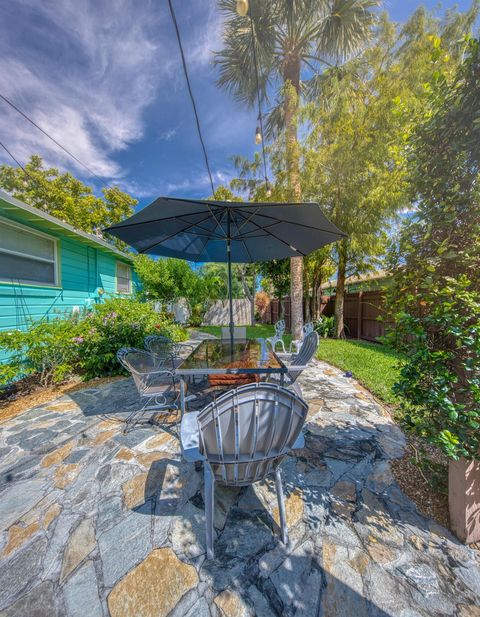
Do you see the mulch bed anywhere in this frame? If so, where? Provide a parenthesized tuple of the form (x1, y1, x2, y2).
(391, 433, 450, 529)
(0, 374, 125, 423)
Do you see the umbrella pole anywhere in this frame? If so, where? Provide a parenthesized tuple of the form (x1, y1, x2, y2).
(227, 210, 234, 351)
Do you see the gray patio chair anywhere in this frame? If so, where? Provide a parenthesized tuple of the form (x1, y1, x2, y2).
(117, 348, 181, 433)
(289, 321, 315, 354)
(269, 331, 319, 397)
(180, 382, 308, 559)
(266, 319, 286, 354)
(144, 335, 194, 369)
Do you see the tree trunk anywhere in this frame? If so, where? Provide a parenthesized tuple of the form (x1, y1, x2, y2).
(334, 239, 348, 338)
(251, 265, 256, 325)
(284, 59, 303, 338)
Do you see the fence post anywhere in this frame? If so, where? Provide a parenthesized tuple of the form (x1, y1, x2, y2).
(357, 291, 363, 340)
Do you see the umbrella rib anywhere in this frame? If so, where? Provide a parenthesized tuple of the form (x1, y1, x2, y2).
(193, 208, 228, 262)
(239, 210, 346, 236)
(231, 213, 254, 261)
(234, 210, 307, 257)
(232, 206, 261, 235)
(163, 196, 228, 237)
(137, 213, 215, 254)
(104, 210, 217, 232)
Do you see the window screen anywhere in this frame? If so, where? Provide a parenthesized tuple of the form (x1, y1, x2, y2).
(0, 219, 58, 286)
(116, 262, 131, 293)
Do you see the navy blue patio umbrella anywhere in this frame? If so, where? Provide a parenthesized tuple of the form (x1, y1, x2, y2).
(104, 196, 345, 347)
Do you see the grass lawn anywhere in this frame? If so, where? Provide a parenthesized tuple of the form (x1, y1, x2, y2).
(316, 338, 402, 406)
(195, 326, 400, 406)
(196, 324, 292, 346)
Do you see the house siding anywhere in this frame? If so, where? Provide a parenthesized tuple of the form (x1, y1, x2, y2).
(0, 208, 138, 334)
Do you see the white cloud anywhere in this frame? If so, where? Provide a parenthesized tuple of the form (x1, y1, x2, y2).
(165, 170, 234, 195)
(0, 0, 164, 179)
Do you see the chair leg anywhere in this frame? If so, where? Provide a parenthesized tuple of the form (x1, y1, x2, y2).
(274, 467, 288, 545)
(204, 464, 215, 559)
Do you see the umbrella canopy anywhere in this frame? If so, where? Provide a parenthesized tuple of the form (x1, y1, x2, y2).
(104, 196, 345, 346)
(104, 196, 345, 263)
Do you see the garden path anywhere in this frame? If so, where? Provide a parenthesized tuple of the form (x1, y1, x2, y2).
(0, 340, 479, 616)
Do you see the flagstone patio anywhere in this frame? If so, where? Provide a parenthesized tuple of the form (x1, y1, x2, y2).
(0, 346, 479, 617)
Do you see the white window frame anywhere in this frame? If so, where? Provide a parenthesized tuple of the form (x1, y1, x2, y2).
(0, 216, 59, 287)
(116, 261, 132, 294)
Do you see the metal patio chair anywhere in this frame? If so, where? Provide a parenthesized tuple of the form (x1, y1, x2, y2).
(266, 319, 286, 354)
(117, 348, 181, 433)
(144, 334, 194, 369)
(268, 331, 319, 397)
(180, 382, 308, 559)
(289, 321, 315, 354)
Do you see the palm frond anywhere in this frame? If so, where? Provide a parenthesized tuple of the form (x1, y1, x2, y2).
(316, 0, 379, 62)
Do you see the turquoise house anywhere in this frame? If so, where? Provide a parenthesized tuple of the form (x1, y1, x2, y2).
(0, 189, 139, 334)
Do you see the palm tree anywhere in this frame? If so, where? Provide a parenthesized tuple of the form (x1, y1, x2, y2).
(215, 0, 378, 338)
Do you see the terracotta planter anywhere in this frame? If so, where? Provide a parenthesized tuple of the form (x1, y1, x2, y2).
(449, 458, 480, 544)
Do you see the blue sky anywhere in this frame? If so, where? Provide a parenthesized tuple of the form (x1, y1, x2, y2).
(0, 0, 475, 208)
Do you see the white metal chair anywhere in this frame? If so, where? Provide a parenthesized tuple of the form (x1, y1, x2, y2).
(117, 348, 181, 432)
(180, 382, 308, 559)
(220, 326, 247, 340)
(266, 319, 286, 354)
(289, 321, 315, 354)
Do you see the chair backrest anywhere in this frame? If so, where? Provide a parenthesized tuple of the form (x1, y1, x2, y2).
(289, 331, 319, 383)
(144, 335, 175, 365)
(274, 319, 285, 336)
(221, 326, 247, 340)
(197, 382, 308, 486)
(303, 322, 315, 337)
(117, 347, 158, 394)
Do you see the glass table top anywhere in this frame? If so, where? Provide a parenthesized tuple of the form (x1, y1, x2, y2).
(177, 338, 287, 374)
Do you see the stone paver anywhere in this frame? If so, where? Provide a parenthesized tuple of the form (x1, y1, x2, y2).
(1, 340, 479, 616)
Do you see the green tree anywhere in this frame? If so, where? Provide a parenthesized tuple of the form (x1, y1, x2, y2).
(0, 155, 136, 236)
(386, 38, 480, 460)
(215, 0, 378, 337)
(301, 7, 478, 337)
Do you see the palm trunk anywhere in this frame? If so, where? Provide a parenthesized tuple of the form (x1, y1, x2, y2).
(251, 265, 256, 325)
(284, 59, 303, 339)
(334, 239, 348, 338)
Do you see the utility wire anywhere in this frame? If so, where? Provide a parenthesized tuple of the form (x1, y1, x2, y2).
(249, 0, 270, 191)
(0, 139, 46, 192)
(0, 93, 115, 189)
(167, 0, 216, 197)
(0, 92, 137, 218)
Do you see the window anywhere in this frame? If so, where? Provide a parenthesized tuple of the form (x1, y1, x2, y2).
(116, 261, 131, 294)
(0, 218, 58, 286)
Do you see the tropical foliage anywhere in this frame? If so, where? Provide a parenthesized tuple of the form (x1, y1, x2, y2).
(0, 298, 186, 386)
(386, 38, 480, 460)
(0, 155, 136, 237)
(215, 0, 379, 337)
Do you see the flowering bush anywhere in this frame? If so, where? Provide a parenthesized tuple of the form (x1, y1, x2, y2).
(76, 298, 186, 378)
(0, 297, 187, 386)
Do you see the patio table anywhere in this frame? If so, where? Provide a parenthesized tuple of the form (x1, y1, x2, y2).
(176, 338, 288, 416)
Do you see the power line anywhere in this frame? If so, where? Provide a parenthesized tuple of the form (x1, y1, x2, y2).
(0, 93, 110, 186)
(0, 92, 135, 211)
(0, 139, 44, 190)
(249, 0, 270, 192)
(167, 0, 216, 197)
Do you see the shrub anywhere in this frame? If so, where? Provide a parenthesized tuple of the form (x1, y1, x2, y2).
(386, 39, 480, 460)
(313, 316, 335, 338)
(76, 298, 187, 379)
(0, 297, 187, 386)
(0, 318, 80, 386)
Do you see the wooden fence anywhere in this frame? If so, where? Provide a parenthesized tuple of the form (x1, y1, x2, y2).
(261, 290, 392, 342)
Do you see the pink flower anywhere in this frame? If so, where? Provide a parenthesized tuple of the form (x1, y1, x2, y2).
(72, 336, 84, 344)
